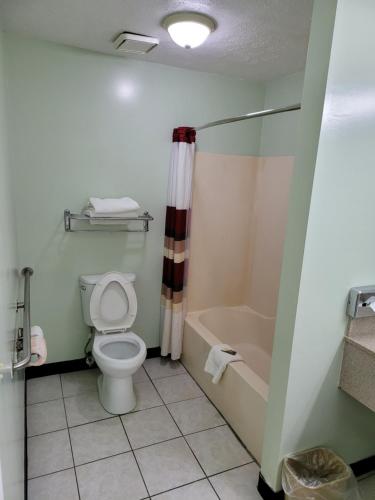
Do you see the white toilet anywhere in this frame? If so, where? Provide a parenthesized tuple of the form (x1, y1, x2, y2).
(79, 271, 146, 414)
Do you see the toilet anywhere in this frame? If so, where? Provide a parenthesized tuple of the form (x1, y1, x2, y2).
(79, 271, 146, 414)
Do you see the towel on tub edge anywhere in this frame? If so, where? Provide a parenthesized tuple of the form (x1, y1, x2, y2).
(204, 344, 243, 384)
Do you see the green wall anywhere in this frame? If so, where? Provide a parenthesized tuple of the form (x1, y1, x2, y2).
(4, 34, 265, 362)
(259, 71, 305, 156)
(0, 31, 24, 500)
(262, 0, 375, 490)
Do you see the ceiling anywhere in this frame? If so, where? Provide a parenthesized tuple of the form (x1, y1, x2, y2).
(0, 0, 314, 81)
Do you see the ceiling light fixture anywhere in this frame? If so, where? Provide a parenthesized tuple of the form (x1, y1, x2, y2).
(163, 12, 216, 49)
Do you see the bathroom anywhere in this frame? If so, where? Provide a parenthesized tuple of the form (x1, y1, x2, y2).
(0, 0, 375, 499)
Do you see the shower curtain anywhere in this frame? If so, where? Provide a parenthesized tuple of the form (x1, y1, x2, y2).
(160, 126, 196, 360)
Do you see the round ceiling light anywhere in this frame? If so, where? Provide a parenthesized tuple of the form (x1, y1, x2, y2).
(163, 12, 216, 49)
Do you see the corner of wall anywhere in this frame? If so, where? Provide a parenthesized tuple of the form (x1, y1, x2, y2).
(260, 0, 338, 491)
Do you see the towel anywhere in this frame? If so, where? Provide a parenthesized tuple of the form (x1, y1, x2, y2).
(204, 344, 242, 384)
(88, 197, 140, 214)
(83, 209, 139, 225)
(29, 325, 47, 367)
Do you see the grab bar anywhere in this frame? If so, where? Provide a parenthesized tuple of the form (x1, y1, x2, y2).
(13, 267, 34, 371)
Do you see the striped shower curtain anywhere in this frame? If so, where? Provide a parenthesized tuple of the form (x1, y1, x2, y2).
(160, 126, 196, 360)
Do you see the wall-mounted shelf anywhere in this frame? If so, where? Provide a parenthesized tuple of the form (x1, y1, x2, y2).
(64, 209, 154, 232)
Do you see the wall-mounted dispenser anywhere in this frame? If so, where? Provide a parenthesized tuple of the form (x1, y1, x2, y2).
(347, 286, 375, 318)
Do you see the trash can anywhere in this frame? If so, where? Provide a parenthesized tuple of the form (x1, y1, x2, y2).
(282, 447, 362, 499)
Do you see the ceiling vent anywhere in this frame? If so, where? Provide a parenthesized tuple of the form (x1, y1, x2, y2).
(114, 33, 159, 54)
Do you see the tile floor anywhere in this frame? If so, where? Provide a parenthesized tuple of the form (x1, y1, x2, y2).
(26, 357, 375, 500)
(27, 357, 261, 500)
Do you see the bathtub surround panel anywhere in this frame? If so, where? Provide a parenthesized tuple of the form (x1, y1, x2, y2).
(188, 153, 258, 312)
(0, 31, 24, 500)
(188, 152, 294, 318)
(3, 34, 265, 363)
(245, 156, 294, 318)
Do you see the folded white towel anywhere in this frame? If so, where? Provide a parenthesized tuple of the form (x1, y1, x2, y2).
(88, 197, 140, 214)
(204, 344, 243, 384)
(83, 209, 139, 224)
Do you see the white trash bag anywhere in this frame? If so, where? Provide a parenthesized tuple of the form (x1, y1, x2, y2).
(282, 447, 362, 500)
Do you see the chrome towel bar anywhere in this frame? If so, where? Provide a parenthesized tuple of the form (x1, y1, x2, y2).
(64, 210, 154, 232)
(13, 267, 34, 371)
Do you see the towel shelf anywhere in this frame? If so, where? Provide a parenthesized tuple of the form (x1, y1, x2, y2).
(64, 209, 154, 232)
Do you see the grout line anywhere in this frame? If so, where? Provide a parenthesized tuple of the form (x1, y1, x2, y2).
(59, 375, 81, 500)
(27, 427, 69, 439)
(74, 450, 133, 469)
(207, 460, 256, 479)
(28, 465, 75, 481)
(27, 426, 68, 439)
(119, 415, 151, 498)
(27, 467, 76, 482)
(144, 371, 187, 381)
(126, 424, 229, 452)
(27, 396, 64, 407)
(148, 476, 214, 498)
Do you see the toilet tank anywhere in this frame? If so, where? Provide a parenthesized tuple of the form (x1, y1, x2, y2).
(79, 272, 136, 327)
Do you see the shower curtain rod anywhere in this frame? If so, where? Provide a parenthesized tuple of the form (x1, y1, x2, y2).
(194, 103, 301, 131)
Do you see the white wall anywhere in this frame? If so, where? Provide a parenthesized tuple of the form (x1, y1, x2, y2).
(3, 34, 265, 363)
(0, 31, 24, 500)
(259, 71, 305, 156)
(262, 0, 375, 490)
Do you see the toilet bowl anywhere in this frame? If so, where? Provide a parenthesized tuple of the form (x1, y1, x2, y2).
(79, 271, 146, 414)
(93, 332, 146, 414)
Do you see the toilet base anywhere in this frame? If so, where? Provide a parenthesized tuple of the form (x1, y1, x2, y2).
(97, 373, 136, 414)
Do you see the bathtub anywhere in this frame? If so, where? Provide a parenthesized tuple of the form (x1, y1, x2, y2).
(181, 305, 274, 462)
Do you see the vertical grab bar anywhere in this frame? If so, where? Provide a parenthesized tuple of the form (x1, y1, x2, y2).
(13, 267, 34, 371)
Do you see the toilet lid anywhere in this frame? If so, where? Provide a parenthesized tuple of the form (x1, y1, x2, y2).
(89, 272, 137, 333)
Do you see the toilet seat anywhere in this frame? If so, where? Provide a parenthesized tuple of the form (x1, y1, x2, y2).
(90, 271, 137, 333)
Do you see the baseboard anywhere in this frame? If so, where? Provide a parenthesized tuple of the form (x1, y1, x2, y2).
(257, 454, 375, 499)
(351, 455, 375, 478)
(25, 346, 161, 380)
(257, 474, 284, 499)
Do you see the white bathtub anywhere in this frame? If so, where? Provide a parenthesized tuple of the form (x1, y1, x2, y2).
(182, 305, 274, 462)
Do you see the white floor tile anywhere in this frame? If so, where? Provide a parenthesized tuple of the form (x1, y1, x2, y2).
(151, 479, 217, 499)
(167, 397, 225, 435)
(27, 375, 62, 404)
(135, 438, 204, 496)
(144, 357, 186, 379)
(210, 463, 262, 499)
(70, 417, 130, 465)
(61, 369, 99, 397)
(186, 426, 252, 476)
(134, 365, 149, 383)
(64, 391, 111, 427)
(28, 469, 79, 500)
(132, 379, 163, 412)
(28, 429, 73, 479)
(153, 374, 203, 404)
(76, 452, 148, 500)
(27, 399, 67, 437)
(122, 406, 181, 449)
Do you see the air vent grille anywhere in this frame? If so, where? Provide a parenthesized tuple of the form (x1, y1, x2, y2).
(114, 33, 159, 54)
